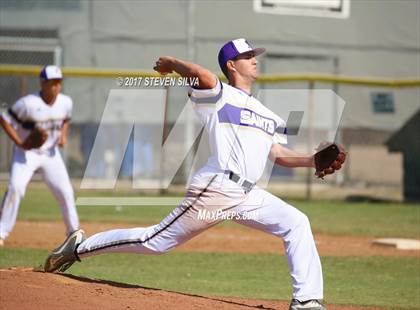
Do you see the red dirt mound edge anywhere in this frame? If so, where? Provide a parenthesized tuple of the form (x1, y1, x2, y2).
(0, 268, 382, 310)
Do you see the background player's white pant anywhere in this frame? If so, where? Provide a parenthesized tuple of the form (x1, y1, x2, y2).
(77, 167, 323, 301)
(0, 147, 79, 240)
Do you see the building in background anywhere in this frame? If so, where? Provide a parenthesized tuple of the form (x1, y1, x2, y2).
(0, 0, 419, 190)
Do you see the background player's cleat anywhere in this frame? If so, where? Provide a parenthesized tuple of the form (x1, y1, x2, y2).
(289, 299, 326, 310)
(44, 229, 85, 273)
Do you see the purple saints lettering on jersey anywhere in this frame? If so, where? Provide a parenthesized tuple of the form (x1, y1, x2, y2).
(240, 109, 275, 135)
(218, 103, 282, 136)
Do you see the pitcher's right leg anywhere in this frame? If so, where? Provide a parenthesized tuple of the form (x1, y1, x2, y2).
(77, 176, 246, 259)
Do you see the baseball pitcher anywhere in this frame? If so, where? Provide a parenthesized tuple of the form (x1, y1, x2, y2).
(44, 39, 345, 310)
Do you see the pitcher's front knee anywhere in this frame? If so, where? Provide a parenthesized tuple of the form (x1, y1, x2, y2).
(282, 210, 313, 240)
(298, 212, 311, 229)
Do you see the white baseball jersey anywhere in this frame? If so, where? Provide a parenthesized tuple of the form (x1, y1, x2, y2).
(188, 79, 287, 182)
(2, 92, 72, 152)
(0, 90, 79, 242)
(75, 77, 322, 302)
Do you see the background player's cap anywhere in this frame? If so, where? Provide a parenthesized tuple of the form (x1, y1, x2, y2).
(40, 65, 63, 80)
(218, 38, 265, 78)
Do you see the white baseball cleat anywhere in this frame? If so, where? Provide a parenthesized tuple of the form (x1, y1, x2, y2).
(44, 229, 85, 273)
(289, 299, 326, 310)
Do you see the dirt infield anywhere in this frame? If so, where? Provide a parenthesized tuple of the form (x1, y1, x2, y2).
(3, 221, 419, 257)
(0, 268, 382, 310)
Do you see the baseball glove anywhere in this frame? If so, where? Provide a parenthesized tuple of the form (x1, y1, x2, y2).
(314, 142, 346, 179)
(22, 127, 48, 150)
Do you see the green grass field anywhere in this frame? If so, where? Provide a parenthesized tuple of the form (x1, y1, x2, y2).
(1, 185, 419, 309)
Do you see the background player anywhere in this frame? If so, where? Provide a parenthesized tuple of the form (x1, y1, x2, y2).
(0, 65, 80, 246)
(44, 39, 328, 310)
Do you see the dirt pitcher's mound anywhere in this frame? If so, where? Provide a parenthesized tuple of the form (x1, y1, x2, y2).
(0, 268, 380, 310)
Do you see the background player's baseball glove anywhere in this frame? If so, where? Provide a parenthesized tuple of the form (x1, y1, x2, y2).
(314, 142, 346, 179)
(22, 127, 48, 149)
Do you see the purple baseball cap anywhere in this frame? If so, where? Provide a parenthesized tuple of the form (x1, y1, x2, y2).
(40, 65, 63, 80)
(218, 38, 265, 78)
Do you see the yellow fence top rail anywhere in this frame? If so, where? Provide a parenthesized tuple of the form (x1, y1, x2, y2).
(1, 64, 419, 88)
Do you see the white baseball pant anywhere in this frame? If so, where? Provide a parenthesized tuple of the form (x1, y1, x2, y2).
(0, 147, 79, 240)
(77, 166, 323, 301)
